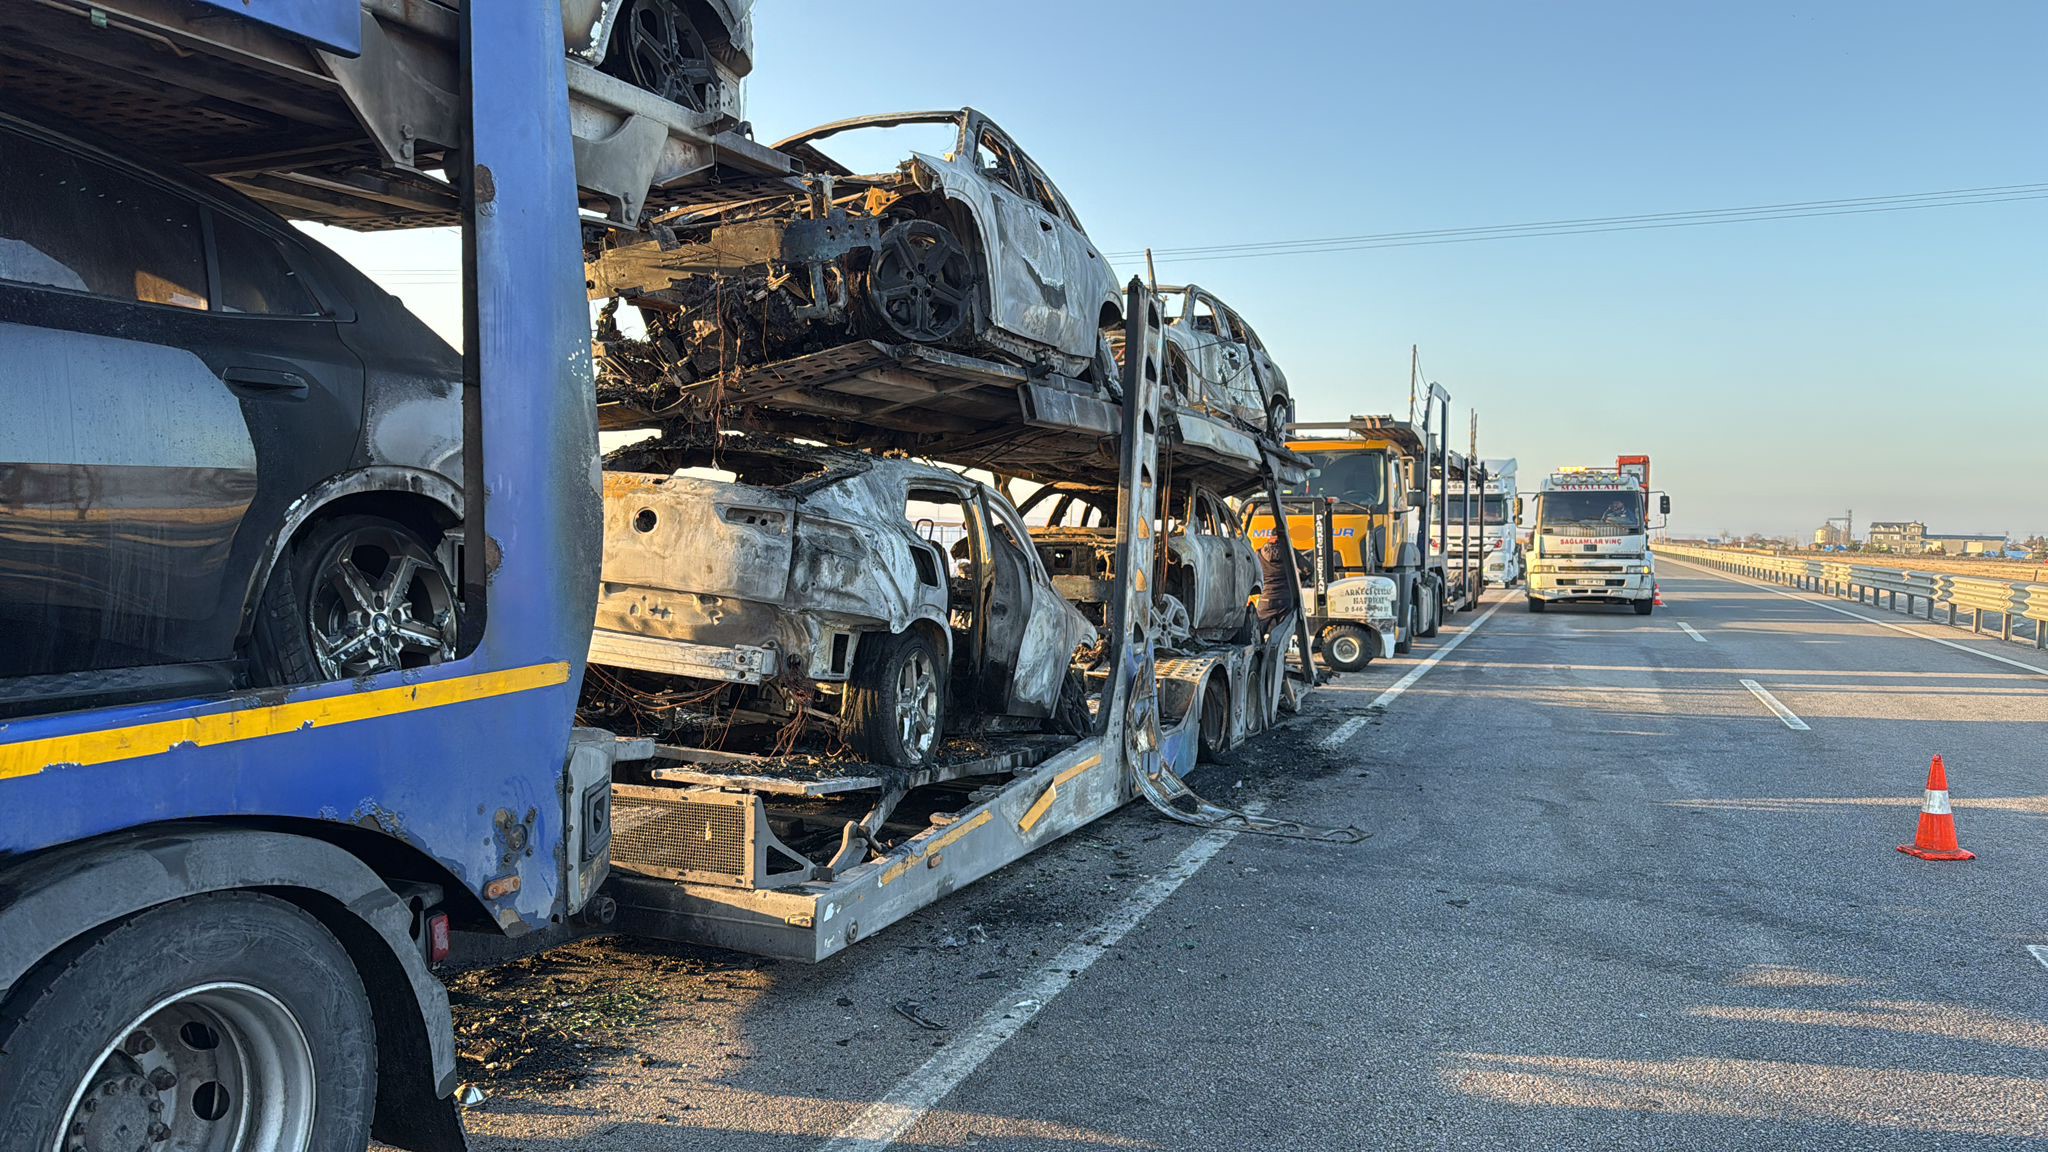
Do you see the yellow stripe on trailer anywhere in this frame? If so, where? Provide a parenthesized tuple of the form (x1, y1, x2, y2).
(0, 662, 572, 781)
(1017, 755, 1103, 834)
(880, 809, 994, 886)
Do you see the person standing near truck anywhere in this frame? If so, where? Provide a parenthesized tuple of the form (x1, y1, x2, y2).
(1257, 532, 1315, 634)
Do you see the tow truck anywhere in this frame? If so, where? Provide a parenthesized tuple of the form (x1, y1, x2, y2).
(1526, 462, 1670, 614)
(1247, 382, 1484, 663)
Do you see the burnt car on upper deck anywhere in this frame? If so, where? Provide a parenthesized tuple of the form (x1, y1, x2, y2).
(583, 436, 1097, 768)
(587, 108, 1125, 418)
(574, 0, 756, 127)
(1159, 284, 1293, 439)
(0, 109, 467, 717)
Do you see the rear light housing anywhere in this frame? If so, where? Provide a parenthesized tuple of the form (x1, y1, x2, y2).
(427, 911, 452, 964)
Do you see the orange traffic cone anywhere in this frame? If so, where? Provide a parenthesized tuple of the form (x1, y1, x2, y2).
(1653, 584, 1665, 607)
(1898, 756, 1974, 861)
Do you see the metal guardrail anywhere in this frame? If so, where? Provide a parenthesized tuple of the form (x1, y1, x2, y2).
(1658, 544, 2048, 650)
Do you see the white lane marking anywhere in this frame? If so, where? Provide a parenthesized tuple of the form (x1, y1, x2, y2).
(1740, 678, 1811, 730)
(2028, 945, 2048, 972)
(1317, 715, 1370, 750)
(817, 805, 1263, 1152)
(1662, 557, 2048, 678)
(1677, 622, 1708, 642)
(1364, 596, 1507, 712)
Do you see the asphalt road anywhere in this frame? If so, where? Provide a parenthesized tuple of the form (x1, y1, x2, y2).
(457, 559, 2048, 1151)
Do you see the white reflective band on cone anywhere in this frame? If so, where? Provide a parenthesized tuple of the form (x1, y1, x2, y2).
(1923, 789, 1953, 815)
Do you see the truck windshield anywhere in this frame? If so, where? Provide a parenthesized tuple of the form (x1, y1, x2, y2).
(1480, 494, 1508, 525)
(1539, 491, 1644, 533)
(1286, 451, 1386, 511)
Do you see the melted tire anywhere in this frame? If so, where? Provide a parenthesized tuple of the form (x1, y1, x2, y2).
(1048, 668, 1095, 737)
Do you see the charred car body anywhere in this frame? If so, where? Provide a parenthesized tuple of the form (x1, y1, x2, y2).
(0, 0, 779, 233)
(588, 107, 1125, 420)
(1160, 284, 1293, 438)
(583, 436, 1096, 767)
(1023, 482, 1260, 646)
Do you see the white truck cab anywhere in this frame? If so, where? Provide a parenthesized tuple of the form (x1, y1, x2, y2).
(1434, 458, 1523, 588)
(1526, 464, 1668, 615)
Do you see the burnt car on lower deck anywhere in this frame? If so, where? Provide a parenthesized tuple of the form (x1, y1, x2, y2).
(1021, 482, 1261, 647)
(582, 436, 1097, 767)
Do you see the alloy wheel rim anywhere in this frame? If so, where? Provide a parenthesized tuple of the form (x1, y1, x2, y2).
(308, 526, 456, 679)
(872, 221, 972, 342)
(894, 649, 940, 760)
(622, 0, 717, 112)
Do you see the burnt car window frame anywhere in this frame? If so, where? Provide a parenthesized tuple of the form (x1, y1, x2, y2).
(1189, 289, 1234, 342)
(972, 123, 1037, 204)
(0, 120, 211, 313)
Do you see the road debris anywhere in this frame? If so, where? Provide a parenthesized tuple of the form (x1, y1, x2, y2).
(445, 936, 770, 1091)
(891, 1000, 949, 1031)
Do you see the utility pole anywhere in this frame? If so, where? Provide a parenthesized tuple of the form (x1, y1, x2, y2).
(1408, 345, 1418, 424)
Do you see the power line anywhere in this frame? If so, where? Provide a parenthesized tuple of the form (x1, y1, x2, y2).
(1107, 183, 2048, 266)
(1117, 183, 2048, 259)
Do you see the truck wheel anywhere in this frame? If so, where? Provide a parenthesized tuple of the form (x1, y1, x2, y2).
(1197, 678, 1233, 763)
(843, 629, 946, 767)
(1634, 597, 1655, 616)
(1418, 585, 1441, 638)
(1320, 623, 1375, 673)
(0, 891, 375, 1152)
(1393, 598, 1415, 655)
(1528, 597, 1547, 613)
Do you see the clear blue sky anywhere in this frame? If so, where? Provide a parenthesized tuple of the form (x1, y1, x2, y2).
(323, 2, 2047, 539)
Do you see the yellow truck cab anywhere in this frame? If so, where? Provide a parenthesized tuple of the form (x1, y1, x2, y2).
(1246, 416, 1442, 656)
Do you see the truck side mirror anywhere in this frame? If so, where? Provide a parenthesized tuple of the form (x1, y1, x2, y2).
(1406, 489, 1426, 508)
(1660, 494, 1671, 515)
(1513, 496, 1524, 523)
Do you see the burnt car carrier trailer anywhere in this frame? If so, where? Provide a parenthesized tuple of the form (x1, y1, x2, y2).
(0, 3, 784, 1148)
(589, 281, 1359, 961)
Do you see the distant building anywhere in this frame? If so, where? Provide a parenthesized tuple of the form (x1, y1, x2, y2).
(1813, 522, 1852, 548)
(1866, 521, 1925, 552)
(1922, 533, 2009, 557)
